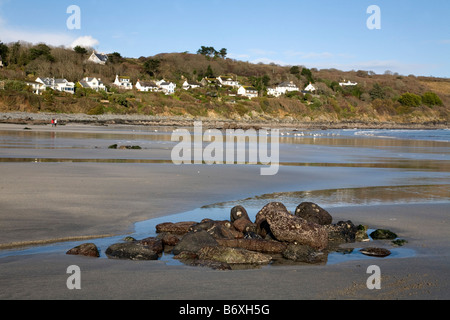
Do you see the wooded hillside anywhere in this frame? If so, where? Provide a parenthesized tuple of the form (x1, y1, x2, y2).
(0, 41, 448, 125)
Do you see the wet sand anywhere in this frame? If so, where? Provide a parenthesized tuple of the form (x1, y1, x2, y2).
(0, 123, 449, 300)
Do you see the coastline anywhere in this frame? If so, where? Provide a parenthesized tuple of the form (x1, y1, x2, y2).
(0, 111, 448, 130)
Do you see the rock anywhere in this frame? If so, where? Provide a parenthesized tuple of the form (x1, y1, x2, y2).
(216, 238, 288, 254)
(295, 202, 332, 226)
(198, 246, 272, 265)
(257, 202, 328, 250)
(356, 225, 370, 242)
(255, 202, 288, 238)
(157, 233, 181, 247)
(326, 221, 358, 244)
(105, 242, 159, 260)
(230, 205, 250, 222)
(139, 237, 164, 254)
(172, 231, 219, 255)
(66, 243, 100, 258)
(360, 247, 391, 257)
(156, 221, 197, 235)
(370, 229, 398, 240)
(233, 217, 256, 233)
(188, 260, 232, 270)
(392, 239, 408, 246)
(282, 244, 326, 264)
(190, 220, 242, 240)
(123, 236, 136, 242)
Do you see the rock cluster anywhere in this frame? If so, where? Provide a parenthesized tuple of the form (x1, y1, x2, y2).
(67, 202, 400, 269)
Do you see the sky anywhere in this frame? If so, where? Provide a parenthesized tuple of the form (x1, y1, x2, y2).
(0, 0, 449, 77)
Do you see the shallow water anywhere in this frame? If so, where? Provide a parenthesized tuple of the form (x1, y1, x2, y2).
(0, 125, 448, 266)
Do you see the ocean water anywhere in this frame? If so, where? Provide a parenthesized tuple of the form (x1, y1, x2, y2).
(0, 125, 448, 265)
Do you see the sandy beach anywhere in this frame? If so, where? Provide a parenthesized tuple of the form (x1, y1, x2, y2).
(0, 122, 449, 301)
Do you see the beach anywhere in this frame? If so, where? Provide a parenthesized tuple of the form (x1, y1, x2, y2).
(0, 121, 449, 300)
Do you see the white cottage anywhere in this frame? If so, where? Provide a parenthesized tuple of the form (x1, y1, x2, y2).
(238, 86, 258, 99)
(0, 55, 3, 68)
(339, 80, 358, 86)
(156, 80, 176, 95)
(217, 76, 240, 88)
(78, 77, 107, 92)
(114, 75, 133, 90)
(303, 83, 316, 93)
(182, 80, 201, 90)
(136, 80, 159, 92)
(88, 52, 108, 65)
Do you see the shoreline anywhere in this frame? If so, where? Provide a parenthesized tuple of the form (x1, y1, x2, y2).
(0, 111, 448, 130)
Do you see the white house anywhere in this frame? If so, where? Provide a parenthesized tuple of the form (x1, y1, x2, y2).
(267, 87, 282, 97)
(339, 80, 358, 86)
(136, 80, 159, 92)
(26, 81, 46, 95)
(0, 55, 3, 68)
(182, 80, 201, 90)
(237, 86, 258, 99)
(303, 83, 316, 93)
(114, 75, 133, 90)
(267, 81, 299, 97)
(78, 77, 107, 92)
(88, 52, 108, 65)
(156, 80, 176, 95)
(33, 77, 75, 94)
(217, 76, 240, 88)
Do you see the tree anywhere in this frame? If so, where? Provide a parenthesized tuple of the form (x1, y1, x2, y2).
(290, 66, 300, 75)
(73, 46, 87, 55)
(219, 48, 227, 59)
(108, 52, 123, 64)
(369, 83, 386, 100)
(29, 43, 55, 62)
(143, 59, 160, 77)
(0, 41, 8, 61)
(205, 65, 214, 78)
(301, 67, 314, 83)
(197, 46, 221, 59)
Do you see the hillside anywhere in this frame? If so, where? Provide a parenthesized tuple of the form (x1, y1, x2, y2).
(0, 42, 448, 126)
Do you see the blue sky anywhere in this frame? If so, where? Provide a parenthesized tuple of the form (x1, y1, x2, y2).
(1, 0, 449, 77)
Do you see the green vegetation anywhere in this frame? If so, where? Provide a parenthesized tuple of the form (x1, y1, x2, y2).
(0, 41, 448, 124)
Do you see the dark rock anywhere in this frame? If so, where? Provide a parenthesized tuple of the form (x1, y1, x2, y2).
(198, 246, 272, 265)
(157, 233, 181, 247)
(191, 220, 242, 239)
(156, 221, 197, 235)
(295, 202, 332, 226)
(230, 205, 250, 222)
(139, 237, 164, 254)
(233, 217, 256, 233)
(282, 244, 327, 264)
(257, 202, 328, 250)
(255, 202, 288, 238)
(326, 221, 358, 243)
(360, 247, 391, 257)
(216, 238, 288, 254)
(392, 239, 408, 246)
(172, 231, 219, 255)
(370, 229, 398, 240)
(66, 243, 100, 258)
(105, 242, 159, 260)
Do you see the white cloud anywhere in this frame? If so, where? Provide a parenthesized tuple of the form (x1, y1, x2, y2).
(71, 36, 99, 49)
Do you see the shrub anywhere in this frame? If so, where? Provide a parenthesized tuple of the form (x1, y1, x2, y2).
(398, 92, 422, 107)
(422, 92, 443, 107)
